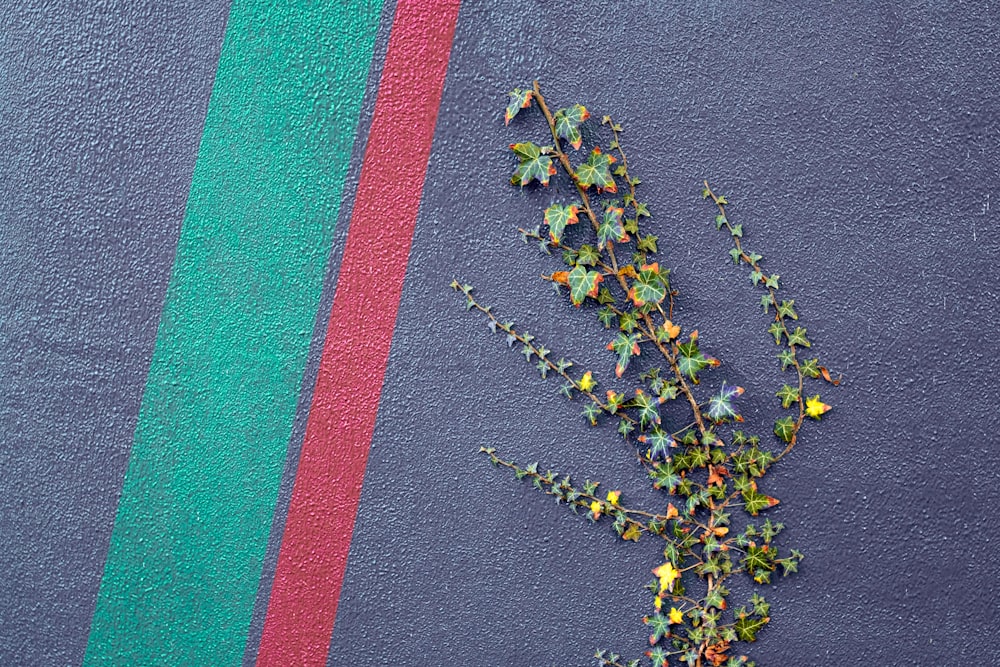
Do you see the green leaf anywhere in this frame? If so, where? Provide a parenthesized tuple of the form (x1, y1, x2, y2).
(504, 88, 532, 125)
(777, 349, 796, 370)
(635, 201, 651, 217)
(800, 357, 821, 378)
(608, 333, 641, 377)
(597, 306, 617, 329)
(773, 416, 796, 443)
(729, 247, 741, 264)
(642, 427, 672, 458)
(787, 326, 811, 347)
(510, 142, 555, 187)
(567, 264, 603, 306)
(760, 293, 774, 314)
(582, 402, 601, 425)
(638, 234, 658, 253)
(553, 104, 589, 150)
(649, 461, 681, 492)
(715, 214, 727, 230)
(645, 613, 671, 644)
(575, 147, 617, 193)
(631, 389, 660, 427)
(707, 381, 742, 422)
(777, 299, 798, 320)
(767, 321, 784, 344)
(730, 223, 743, 238)
(734, 614, 769, 642)
(764, 274, 780, 289)
(628, 264, 668, 307)
(542, 203, 580, 243)
(676, 341, 710, 382)
(576, 244, 600, 266)
(597, 205, 628, 249)
(776, 384, 800, 409)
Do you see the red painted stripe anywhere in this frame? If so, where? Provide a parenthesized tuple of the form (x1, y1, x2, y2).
(255, 1, 461, 665)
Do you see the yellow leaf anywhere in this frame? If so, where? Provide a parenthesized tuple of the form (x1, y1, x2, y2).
(805, 394, 831, 420)
(622, 523, 641, 542)
(590, 500, 602, 519)
(713, 526, 730, 537)
(663, 319, 681, 340)
(669, 607, 684, 625)
(578, 371, 597, 392)
(665, 503, 679, 520)
(654, 595, 663, 611)
(606, 490, 621, 505)
(653, 561, 680, 593)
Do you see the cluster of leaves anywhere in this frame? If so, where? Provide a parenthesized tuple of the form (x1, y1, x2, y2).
(454, 82, 838, 667)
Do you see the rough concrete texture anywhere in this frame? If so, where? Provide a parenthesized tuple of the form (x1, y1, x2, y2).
(330, 2, 1000, 665)
(1, 1, 999, 665)
(0, 2, 230, 664)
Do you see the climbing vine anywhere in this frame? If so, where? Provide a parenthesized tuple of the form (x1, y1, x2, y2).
(452, 82, 839, 667)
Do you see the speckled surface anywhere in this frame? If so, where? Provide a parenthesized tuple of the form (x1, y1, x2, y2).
(0, 2, 230, 664)
(330, 2, 1000, 665)
(2, 1, 999, 665)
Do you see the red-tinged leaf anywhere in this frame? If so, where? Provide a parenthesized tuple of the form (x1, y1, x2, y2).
(575, 147, 617, 193)
(550, 271, 569, 285)
(543, 203, 580, 243)
(554, 104, 590, 150)
(510, 142, 555, 187)
(567, 264, 603, 306)
(504, 88, 532, 125)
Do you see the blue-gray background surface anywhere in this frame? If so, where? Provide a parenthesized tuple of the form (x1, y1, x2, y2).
(332, 2, 999, 665)
(1, 1, 998, 665)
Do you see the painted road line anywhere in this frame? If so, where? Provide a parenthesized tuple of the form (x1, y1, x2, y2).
(255, 1, 462, 664)
(83, 2, 385, 665)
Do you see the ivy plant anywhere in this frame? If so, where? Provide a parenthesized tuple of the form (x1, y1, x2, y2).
(453, 82, 839, 667)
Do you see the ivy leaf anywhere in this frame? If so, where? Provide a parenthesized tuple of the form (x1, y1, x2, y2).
(575, 147, 617, 193)
(776, 384, 800, 409)
(553, 104, 590, 150)
(576, 244, 600, 266)
(607, 333, 641, 377)
(773, 416, 796, 443)
(777, 349, 796, 371)
(598, 205, 628, 250)
(707, 382, 743, 422)
(805, 394, 832, 419)
(543, 203, 580, 243)
(734, 615, 769, 643)
(787, 326, 811, 348)
(743, 488, 780, 516)
(645, 613, 671, 645)
(597, 306, 617, 328)
(800, 357, 821, 378)
(632, 388, 660, 427)
(622, 522, 641, 542)
(628, 263, 668, 307)
(777, 299, 798, 320)
(510, 142, 555, 187)
(677, 340, 710, 383)
(567, 264, 603, 306)
(504, 88, 532, 125)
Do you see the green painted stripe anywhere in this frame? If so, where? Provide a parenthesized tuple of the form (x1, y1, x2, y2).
(83, 2, 384, 664)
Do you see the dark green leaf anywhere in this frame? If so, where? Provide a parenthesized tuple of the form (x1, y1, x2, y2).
(575, 147, 617, 193)
(504, 88, 532, 125)
(553, 104, 589, 150)
(567, 264, 603, 306)
(543, 203, 580, 243)
(510, 142, 555, 187)
(773, 416, 796, 443)
(597, 205, 628, 249)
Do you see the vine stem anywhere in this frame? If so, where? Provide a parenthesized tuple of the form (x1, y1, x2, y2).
(532, 82, 709, 437)
(702, 181, 806, 463)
